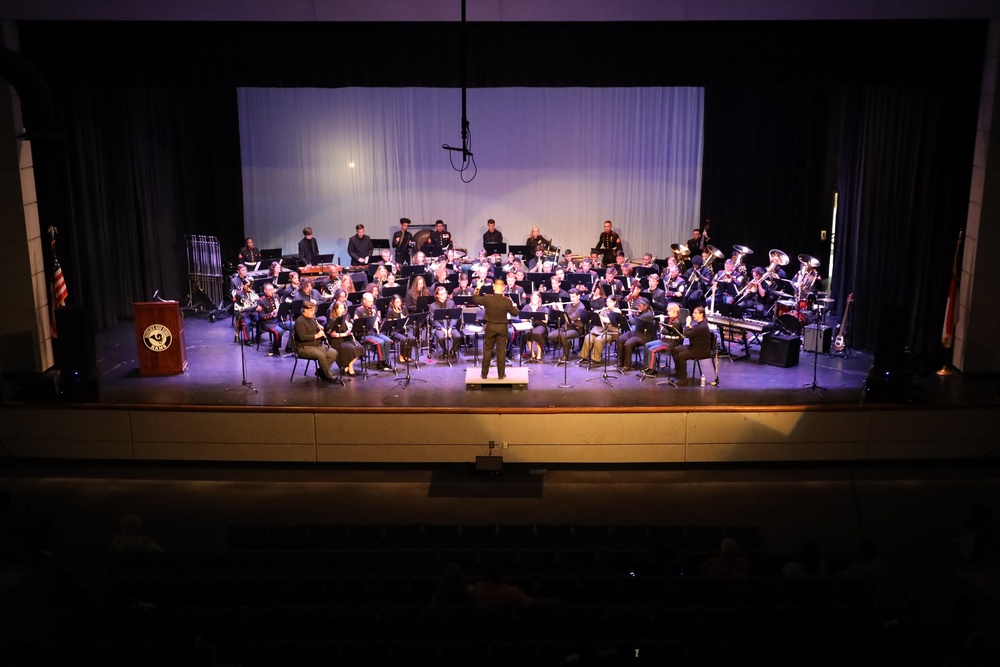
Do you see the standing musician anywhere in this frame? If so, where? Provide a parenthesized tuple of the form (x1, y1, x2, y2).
(294, 301, 338, 382)
(579, 294, 622, 366)
(322, 301, 359, 377)
(525, 226, 551, 257)
(429, 220, 453, 250)
(596, 220, 623, 267)
(429, 285, 462, 360)
(234, 278, 259, 344)
(392, 218, 413, 265)
(237, 237, 261, 265)
(686, 228, 706, 254)
(616, 297, 656, 371)
(547, 289, 587, 362)
(256, 283, 284, 356)
(347, 224, 373, 267)
(355, 292, 394, 371)
(472, 278, 520, 380)
(671, 305, 711, 382)
(483, 219, 503, 246)
(298, 227, 319, 266)
(643, 302, 684, 377)
(520, 292, 550, 363)
(385, 293, 417, 363)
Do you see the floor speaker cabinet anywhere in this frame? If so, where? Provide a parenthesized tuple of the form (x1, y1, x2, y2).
(475, 455, 503, 475)
(54, 306, 97, 374)
(803, 324, 832, 354)
(760, 333, 800, 368)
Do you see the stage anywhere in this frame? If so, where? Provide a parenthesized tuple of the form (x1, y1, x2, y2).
(1, 313, 997, 465)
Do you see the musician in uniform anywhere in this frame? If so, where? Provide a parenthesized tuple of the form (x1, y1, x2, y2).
(429, 285, 462, 360)
(663, 266, 687, 302)
(238, 237, 261, 265)
(472, 279, 520, 380)
(392, 218, 413, 265)
(616, 297, 655, 371)
(547, 289, 587, 362)
(671, 305, 711, 381)
(429, 220, 452, 249)
(256, 283, 284, 356)
(643, 302, 684, 377)
(298, 227, 319, 266)
(483, 219, 503, 246)
(596, 220, 622, 267)
(294, 301, 338, 382)
(355, 292, 393, 371)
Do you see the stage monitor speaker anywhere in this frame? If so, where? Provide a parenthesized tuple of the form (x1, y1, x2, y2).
(54, 306, 97, 374)
(475, 455, 503, 475)
(803, 324, 832, 354)
(760, 333, 800, 368)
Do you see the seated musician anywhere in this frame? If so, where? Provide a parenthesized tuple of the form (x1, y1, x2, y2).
(379, 270, 400, 297)
(280, 271, 301, 301)
(618, 258, 635, 288)
(355, 292, 394, 371)
(683, 256, 710, 307)
(430, 266, 452, 295)
(265, 261, 283, 282)
(527, 247, 547, 273)
(230, 264, 249, 295)
(645, 273, 667, 311)
(639, 253, 661, 273)
(294, 301, 338, 382)
(237, 237, 261, 265)
(372, 265, 391, 289)
(429, 285, 462, 359)
(578, 258, 598, 279)
(548, 275, 570, 300)
(712, 259, 744, 306)
(452, 272, 475, 298)
(671, 305, 711, 381)
(411, 250, 429, 268)
(559, 249, 576, 272)
(579, 294, 621, 365)
(742, 266, 773, 319)
(520, 292, 549, 363)
(294, 279, 326, 326)
(663, 266, 687, 301)
(504, 272, 525, 308)
(255, 283, 284, 356)
(547, 289, 587, 362)
(322, 300, 359, 376)
(405, 275, 430, 312)
(616, 297, 656, 371)
(233, 278, 259, 344)
(597, 266, 624, 299)
(643, 302, 683, 377)
(386, 294, 416, 363)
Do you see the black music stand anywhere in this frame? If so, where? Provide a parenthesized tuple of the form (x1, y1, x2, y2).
(432, 307, 462, 367)
(585, 310, 619, 386)
(400, 265, 428, 280)
(381, 285, 405, 299)
(350, 316, 372, 380)
(518, 310, 548, 365)
(508, 244, 529, 258)
(384, 318, 426, 387)
(461, 308, 484, 366)
(406, 311, 429, 369)
(484, 242, 507, 257)
(548, 309, 574, 388)
(655, 322, 685, 386)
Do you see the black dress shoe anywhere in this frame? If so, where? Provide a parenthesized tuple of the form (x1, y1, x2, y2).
(497, 374, 506, 380)
(480, 374, 488, 380)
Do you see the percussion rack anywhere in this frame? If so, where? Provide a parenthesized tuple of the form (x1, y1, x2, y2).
(185, 235, 225, 315)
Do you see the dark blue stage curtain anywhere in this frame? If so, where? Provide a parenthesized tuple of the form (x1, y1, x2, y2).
(237, 87, 704, 265)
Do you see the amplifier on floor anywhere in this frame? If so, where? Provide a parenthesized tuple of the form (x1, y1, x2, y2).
(803, 324, 832, 354)
(759, 333, 800, 368)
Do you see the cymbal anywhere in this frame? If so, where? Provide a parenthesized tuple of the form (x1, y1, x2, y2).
(772, 291, 794, 299)
(817, 297, 835, 303)
(798, 253, 821, 268)
(776, 299, 797, 307)
(733, 244, 753, 255)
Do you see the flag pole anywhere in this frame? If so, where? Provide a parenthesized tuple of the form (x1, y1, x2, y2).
(937, 228, 963, 376)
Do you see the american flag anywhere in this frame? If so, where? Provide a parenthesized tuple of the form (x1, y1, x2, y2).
(49, 227, 68, 337)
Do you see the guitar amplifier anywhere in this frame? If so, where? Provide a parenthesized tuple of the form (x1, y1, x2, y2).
(759, 333, 800, 368)
(803, 324, 832, 354)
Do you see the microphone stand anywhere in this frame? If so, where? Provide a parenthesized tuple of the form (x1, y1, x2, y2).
(225, 312, 257, 394)
(395, 321, 427, 388)
(552, 310, 574, 389)
(797, 302, 826, 396)
(586, 312, 617, 387)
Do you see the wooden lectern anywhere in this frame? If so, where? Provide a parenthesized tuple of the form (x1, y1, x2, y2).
(134, 301, 187, 376)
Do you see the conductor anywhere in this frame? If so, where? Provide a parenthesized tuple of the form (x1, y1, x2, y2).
(472, 278, 520, 381)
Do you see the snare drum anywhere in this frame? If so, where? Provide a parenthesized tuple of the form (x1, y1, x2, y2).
(775, 299, 797, 318)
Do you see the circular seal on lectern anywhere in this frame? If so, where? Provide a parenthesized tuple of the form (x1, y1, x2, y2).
(142, 324, 173, 352)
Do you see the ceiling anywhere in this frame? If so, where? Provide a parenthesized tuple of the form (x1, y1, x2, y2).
(0, 0, 998, 22)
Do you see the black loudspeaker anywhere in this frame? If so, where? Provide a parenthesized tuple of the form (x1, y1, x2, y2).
(54, 306, 97, 374)
(803, 324, 832, 354)
(475, 455, 503, 475)
(760, 333, 800, 368)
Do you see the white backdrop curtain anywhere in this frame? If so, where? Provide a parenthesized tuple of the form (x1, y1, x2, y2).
(238, 87, 703, 264)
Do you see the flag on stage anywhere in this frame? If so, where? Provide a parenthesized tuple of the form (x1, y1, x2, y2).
(941, 230, 963, 350)
(49, 227, 69, 338)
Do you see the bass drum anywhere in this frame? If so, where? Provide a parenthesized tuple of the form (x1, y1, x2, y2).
(776, 313, 805, 336)
(774, 299, 797, 318)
